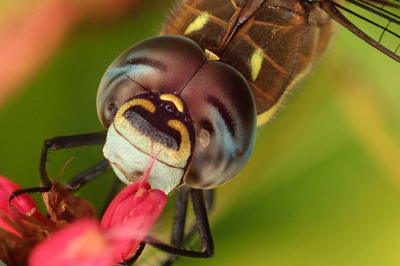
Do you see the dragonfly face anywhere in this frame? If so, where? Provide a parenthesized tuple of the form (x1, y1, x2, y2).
(97, 35, 257, 194)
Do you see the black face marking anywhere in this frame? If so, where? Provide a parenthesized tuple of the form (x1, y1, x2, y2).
(126, 56, 167, 72)
(121, 92, 195, 152)
(206, 94, 236, 138)
(124, 108, 180, 150)
(164, 103, 175, 113)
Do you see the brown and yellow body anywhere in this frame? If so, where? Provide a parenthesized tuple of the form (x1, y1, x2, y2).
(163, 0, 334, 125)
(98, 0, 344, 193)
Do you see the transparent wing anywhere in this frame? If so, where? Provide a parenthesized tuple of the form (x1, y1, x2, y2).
(321, 0, 400, 62)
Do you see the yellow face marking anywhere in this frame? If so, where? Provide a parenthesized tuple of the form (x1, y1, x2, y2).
(160, 94, 184, 112)
(184, 12, 210, 35)
(205, 49, 220, 61)
(115, 98, 155, 124)
(167, 119, 191, 158)
(112, 99, 192, 168)
(250, 48, 264, 81)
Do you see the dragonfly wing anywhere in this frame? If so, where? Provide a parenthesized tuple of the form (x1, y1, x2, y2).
(322, 0, 400, 62)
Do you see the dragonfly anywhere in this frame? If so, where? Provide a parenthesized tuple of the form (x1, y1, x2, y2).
(9, 0, 400, 265)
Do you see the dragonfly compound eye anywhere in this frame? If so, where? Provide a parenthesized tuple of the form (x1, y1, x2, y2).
(98, 35, 257, 194)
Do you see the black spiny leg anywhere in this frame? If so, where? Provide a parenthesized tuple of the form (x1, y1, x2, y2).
(65, 158, 117, 218)
(9, 131, 107, 203)
(182, 189, 214, 246)
(161, 188, 215, 266)
(145, 188, 214, 260)
(190, 188, 214, 257)
(162, 186, 190, 266)
(117, 242, 146, 266)
(67, 158, 111, 190)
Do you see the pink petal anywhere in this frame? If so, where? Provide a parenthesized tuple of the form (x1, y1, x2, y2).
(101, 181, 166, 262)
(29, 219, 114, 266)
(104, 188, 166, 261)
(100, 146, 166, 262)
(101, 181, 148, 229)
(0, 175, 37, 214)
(0, 175, 38, 235)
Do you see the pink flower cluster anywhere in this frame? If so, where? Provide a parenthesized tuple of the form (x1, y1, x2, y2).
(0, 154, 166, 266)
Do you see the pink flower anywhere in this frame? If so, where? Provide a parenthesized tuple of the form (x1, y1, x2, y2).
(27, 148, 167, 265)
(101, 148, 166, 263)
(0, 175, 97, 265)
(101, 180, 166, 263)
(0, 175, 38, 235)
(29, 219, 114, 266)
(0, 175, 58, 265)
(29, 179, 167, 266)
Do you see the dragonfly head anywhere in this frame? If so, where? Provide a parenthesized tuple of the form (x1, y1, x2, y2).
(97, 35, 257, 194)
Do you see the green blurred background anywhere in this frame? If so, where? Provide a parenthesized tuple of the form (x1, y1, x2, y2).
(1, 1, 400, 265)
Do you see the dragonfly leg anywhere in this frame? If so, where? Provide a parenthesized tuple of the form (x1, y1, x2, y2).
(9, 131, 107, 204)
(117, 242, 146, 266)
(146, 187, 214, 264)
(190, 188, 214, 257)
(162, 186, 190, 265)
(67, 158, 111, 189)
(180, 189, 215, 253)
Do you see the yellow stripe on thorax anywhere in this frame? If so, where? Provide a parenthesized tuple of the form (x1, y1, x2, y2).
(250, 48, 264, 81)
(184, 12, 210, 35)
